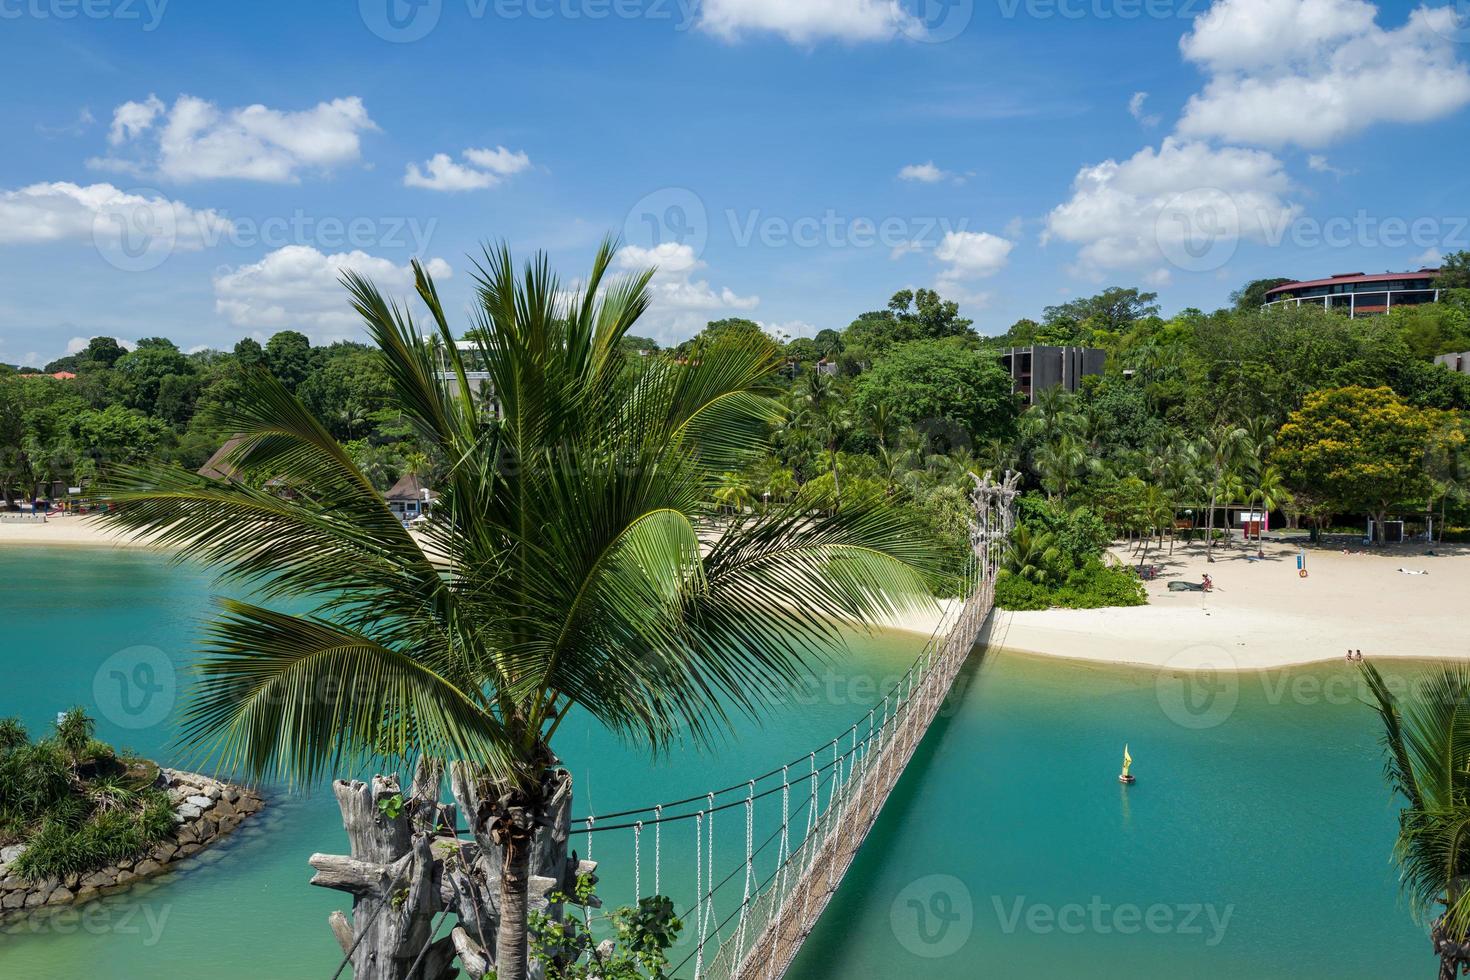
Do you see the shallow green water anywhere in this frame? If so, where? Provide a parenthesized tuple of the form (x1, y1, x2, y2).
(0, 547, 1432, 977)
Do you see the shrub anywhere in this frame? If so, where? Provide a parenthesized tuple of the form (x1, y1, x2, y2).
(994, 561, 1146, 611)
(994, 572, 1051, 610)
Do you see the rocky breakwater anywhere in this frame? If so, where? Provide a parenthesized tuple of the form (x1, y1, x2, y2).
(0, 767, 264, 920)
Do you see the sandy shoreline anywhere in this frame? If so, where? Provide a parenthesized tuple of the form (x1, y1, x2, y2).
(0, 514, 163, 550)
(6, 518, 1466, 671)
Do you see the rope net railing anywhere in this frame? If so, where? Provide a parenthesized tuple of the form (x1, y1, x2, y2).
(568, 470, 1017, 980)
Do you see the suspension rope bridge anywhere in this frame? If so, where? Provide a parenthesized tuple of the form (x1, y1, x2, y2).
(568, 470, 1018, 979)
(317, 471, 1017, 980)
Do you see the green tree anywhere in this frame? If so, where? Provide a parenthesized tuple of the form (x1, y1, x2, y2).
(1043, 287, 1160, 334)
(265, 330, 314, 391)
(96, 240, 938, 980)
(1435, 250, 1470, 290)
(1229, 277, 1294, 312)
(1273, 386, 1437, 544)
(850, 339, 1016, 447)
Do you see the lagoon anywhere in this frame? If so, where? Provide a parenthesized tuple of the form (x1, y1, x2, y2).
(0, 547, 1431, 977)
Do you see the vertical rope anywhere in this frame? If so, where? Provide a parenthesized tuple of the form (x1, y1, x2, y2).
(736, 779, 755, 954)
(633, 821, 642, 905)
(768, 765, 791, 980)
(585, 814, 594, 862)
(705, 792, 718, 944)
(654, 804, 662, 896)
(695, 810, 705, 978)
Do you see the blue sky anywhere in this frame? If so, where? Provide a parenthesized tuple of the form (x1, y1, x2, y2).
(3, 0, 1470, 365)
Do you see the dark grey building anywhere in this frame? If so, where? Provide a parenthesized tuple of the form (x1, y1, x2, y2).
(1435, 351, 1470, 375)
(999, 346, 1105, 403)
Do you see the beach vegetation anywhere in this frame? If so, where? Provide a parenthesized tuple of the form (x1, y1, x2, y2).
(0, 709, 173, 882)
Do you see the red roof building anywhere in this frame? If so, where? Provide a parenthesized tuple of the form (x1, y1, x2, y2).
(1263, 269, 1441, 316)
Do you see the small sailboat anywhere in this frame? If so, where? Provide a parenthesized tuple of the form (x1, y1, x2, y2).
(1118, 744, 1136, 784)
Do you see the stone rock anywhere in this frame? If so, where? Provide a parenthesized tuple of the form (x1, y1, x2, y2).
(23, 890, 46, 908)
(81, 870, 114, 889)
(116, 870, 136, 885)
(176, 825, 198, 845)
(134, 860, 161, 877)
(218, 815, 240, 834)
(204, 785, 222, 802)
(2, 891, 24, 909)
(185, 795, 212, 809)
(179, 843, 202, 858)
(176, 803, 202, 820)
(1, 876, 23, 891)
(44, 886, 73, 906)
(116, 858, 135, 871)
(0, 846, 24, 864)
(63, 873, 79, 889)
(213, 799, 237, 820)
(75, 885, 99, 904)
(149, 843, 178, 863)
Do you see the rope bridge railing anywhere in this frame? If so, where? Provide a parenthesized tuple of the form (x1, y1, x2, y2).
(568, 470, 1018, 979)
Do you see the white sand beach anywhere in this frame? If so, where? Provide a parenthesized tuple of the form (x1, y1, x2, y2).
(6, 516, 1467, 670)
(0, 513, 157, 550)
(990, 538, 1470, 670)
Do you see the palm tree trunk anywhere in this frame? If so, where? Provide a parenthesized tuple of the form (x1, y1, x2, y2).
(495, 825, 533, 980)
(1206, 492, 1218, 561)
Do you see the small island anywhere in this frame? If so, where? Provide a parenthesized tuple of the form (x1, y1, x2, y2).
(0, 709, 264, 917)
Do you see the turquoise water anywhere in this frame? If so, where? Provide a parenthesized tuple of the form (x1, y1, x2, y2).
(0, 547, 1433, 977)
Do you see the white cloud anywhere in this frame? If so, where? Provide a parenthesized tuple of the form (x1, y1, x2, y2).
(934, 231, 1014, 281)
(760, 320, 819, 339)
(108, 95, 164, 145)
(0, 181, 233, 248)
(613, 243, 758, 344)
(1177, 0, 1470, 147)
(1306, 153, 1354, 177)
(1044, 137, 1299, 280)
(1413, 247, 1444, 267)
(213, 245, 451, 334)
(1128, 92, 1161, 127)
(898, 162, 947, 183)
(697, 0, 922, 43)
(93, 95, 377, 182)
(404, 146, 531, 191)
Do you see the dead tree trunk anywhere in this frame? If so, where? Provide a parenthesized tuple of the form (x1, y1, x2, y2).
(310, 762, 457, 980)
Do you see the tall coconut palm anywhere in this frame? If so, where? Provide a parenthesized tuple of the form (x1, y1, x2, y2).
(1361, 662, 1470, 979)
(1198, 424, 1250, 560)
(96, 240, 940, 980)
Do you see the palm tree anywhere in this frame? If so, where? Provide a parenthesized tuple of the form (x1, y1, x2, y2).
(712, 471, 754, 513)
(96, 240, 939, 980)
(1034, 432, 1087, 502)
(1199, 424, 1250, 560)
(1246, 464, 1292, 550)
(1002, 525, 1061, 585)
(54, 706, 95, 774)
(1361, 662, 1470, 979)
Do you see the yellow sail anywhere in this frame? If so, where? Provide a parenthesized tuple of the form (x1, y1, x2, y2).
(1121, 744, 1133, 777)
